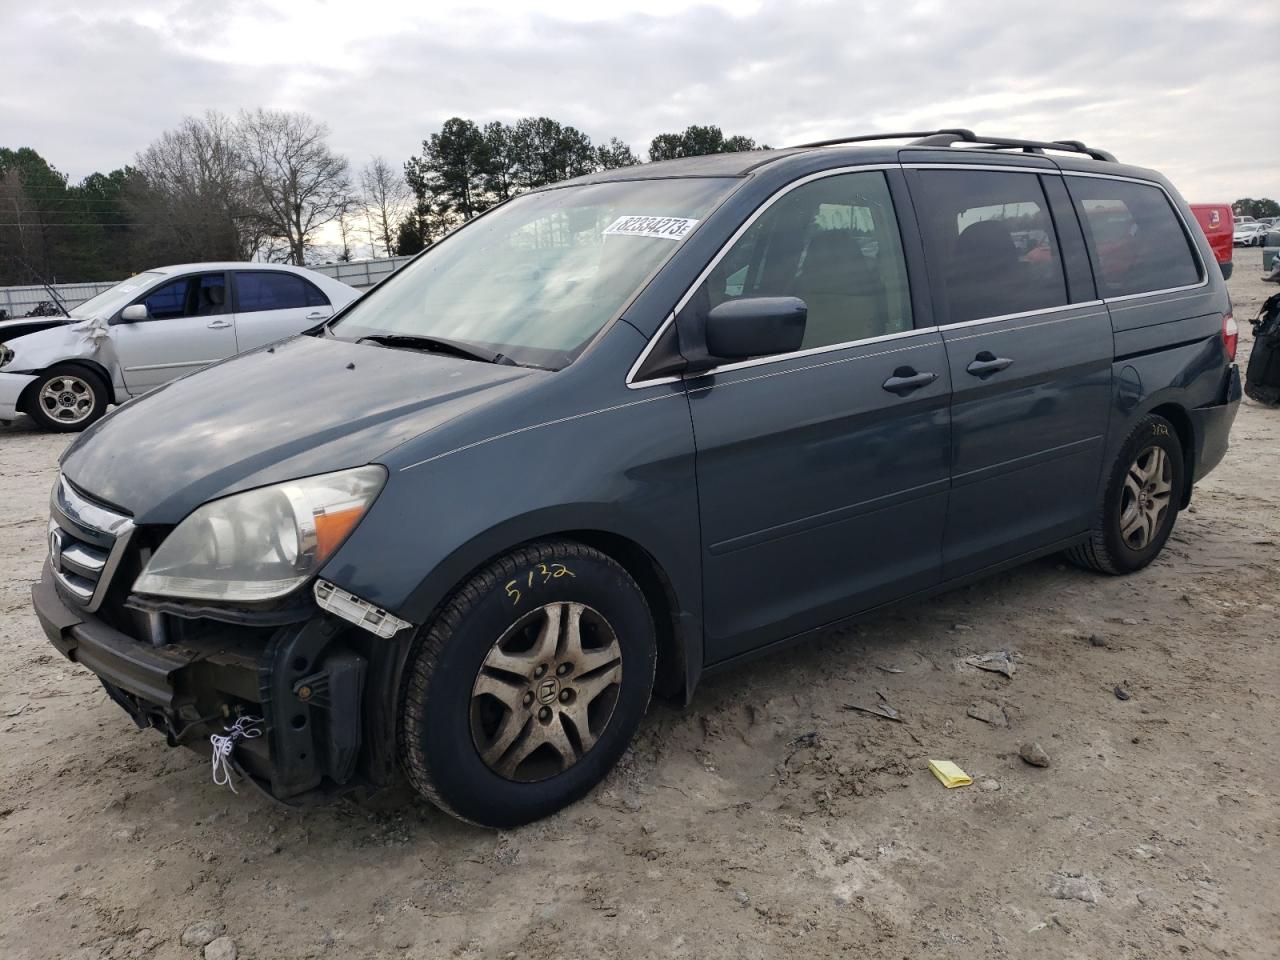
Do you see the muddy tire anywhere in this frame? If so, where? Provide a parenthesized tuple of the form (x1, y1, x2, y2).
(1066, 414, 1184, 575)
(26, 364, 109, 432)
(397, 541, 655, 827)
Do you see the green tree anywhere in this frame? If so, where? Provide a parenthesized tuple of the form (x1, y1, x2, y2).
(405, 118, 492, 225)
(509, 117, 597, 189)
(1233, 198, 1280, 219)
(647, 125, 767, 161)
(595, 137, 640, 170)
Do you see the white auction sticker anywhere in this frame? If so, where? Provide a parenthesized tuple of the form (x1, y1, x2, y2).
(603, 215, 700, 241)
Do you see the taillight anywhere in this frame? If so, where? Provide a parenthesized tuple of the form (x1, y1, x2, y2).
(1222, 312, 1238, 361)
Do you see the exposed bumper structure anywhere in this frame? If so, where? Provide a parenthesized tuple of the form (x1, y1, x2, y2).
(33, 562, 397, 802)
(0, 371, 36, 422)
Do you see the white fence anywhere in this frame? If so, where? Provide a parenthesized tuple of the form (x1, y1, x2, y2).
(0, 255, 416, 319)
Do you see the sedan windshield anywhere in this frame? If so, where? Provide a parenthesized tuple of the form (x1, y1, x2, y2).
(69, 272, 166, 319)
(330, 177, 736, 368)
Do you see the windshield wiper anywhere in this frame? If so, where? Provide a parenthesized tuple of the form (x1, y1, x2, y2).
(356, 333, 517, 366)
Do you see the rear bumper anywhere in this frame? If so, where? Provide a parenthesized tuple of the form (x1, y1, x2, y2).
(33, 563, 382, 801)
(1190, 364, 1242, 483)
(0, 372, 36, 422)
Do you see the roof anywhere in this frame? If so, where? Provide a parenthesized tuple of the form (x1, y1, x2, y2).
(560, 129, 1124, 188)
(149, 261, 326, 275)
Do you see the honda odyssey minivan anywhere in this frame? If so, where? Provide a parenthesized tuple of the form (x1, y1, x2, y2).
(34, 130, 1241, 827)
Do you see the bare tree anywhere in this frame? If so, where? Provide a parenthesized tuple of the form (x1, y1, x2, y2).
(359, 156, 410, 258)
(237, 109, 350, 265)
(130, 111, 257, 262)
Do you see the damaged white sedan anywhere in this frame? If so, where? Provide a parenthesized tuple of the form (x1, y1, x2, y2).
(0, 263, 360, 431)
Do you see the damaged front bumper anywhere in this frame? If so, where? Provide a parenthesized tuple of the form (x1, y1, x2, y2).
(0, 371, 37, 422)
(33, 562, 403, 802)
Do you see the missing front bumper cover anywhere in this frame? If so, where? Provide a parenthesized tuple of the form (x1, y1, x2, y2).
(313, 579, 412, 639)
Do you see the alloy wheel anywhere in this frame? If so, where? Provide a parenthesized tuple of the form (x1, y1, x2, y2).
(1118, 445, 1172, 550)
(38, 375, 95, 425)
(469, 601, 623, 782)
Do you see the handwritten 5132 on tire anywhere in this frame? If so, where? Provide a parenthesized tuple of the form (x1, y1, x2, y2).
(397, 541, 656, 827)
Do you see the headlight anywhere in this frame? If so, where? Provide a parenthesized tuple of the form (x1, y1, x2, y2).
(133, 465, 386, 602)
(0, 343, 12, 368)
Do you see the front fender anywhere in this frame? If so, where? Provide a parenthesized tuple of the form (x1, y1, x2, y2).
(318, 379, 703, 683)
(0, 372, 38, 421)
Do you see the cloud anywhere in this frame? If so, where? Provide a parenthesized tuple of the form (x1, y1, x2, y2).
(1, 0, 1276, 201)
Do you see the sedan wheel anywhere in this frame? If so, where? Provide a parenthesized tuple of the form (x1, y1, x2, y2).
(38, 374, 96, 425)
(28, 365, 109, 432)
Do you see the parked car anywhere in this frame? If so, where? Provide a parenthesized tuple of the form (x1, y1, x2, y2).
(1233, 222, 1268, 246)
(1191, 203, 1234, 278)
(0, 263, 359, 431)
(33, 130, 1241, 827)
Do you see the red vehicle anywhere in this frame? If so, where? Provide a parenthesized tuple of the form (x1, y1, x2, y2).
(1191, 203, 1234, 279)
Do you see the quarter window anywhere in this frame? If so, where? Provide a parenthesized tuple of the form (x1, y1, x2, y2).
(1066, 178, 1202, 297)
(234, 272, 329, 313)
(914, 170, 1069, 325)
(697, 171, 913, 350)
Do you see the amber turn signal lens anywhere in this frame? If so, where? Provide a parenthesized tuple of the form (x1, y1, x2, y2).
(314, 505, 367, 559)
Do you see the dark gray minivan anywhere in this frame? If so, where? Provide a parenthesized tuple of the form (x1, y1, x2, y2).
(34, 130, 1241, 826)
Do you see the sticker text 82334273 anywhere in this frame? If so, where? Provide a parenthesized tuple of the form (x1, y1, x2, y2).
(603, 215, 700, 241)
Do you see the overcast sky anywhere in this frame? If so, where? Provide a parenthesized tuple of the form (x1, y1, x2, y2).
(2, 0, 1277, 203)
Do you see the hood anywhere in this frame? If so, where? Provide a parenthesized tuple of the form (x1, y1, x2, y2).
(0, 315, 71, 342)
(60, 335, 538, 523)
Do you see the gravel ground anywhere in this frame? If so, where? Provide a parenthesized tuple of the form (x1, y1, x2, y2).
(1, 250, 1276, 960)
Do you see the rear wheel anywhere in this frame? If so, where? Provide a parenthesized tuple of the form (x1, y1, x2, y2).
(397, 541, 655, 827)
(1067, 414, 1184, 574)
(26, 364, 109, 432)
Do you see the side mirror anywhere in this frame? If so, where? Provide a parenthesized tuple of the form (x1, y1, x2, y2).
(119, 304, 149, 323)
(704, 297, 807, 360)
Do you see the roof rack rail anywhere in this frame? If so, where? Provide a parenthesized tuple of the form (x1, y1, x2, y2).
(789, 128, 1116, 163)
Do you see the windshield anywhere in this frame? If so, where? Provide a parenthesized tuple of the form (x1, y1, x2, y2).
(69, 272, 166, 319)
(330, 178, 736, 368)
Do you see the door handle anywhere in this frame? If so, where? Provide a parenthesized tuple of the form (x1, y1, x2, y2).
(966, 351, 1014, 379)
(882, 367, 938, 396)
(206, 319, 233, 329)
(305, 311, 327, 320)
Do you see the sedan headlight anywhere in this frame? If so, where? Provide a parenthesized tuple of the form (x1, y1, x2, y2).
(133, 465, 386, 602)
(0, 343, 12, 368)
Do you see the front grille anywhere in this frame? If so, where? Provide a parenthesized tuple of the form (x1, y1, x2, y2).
(49, 476, 134, 612)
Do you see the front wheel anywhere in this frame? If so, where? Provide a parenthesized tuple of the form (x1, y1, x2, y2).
(1066, 414, 1185, 575)
(26, 364, 109, 432)
(397, 541, 656, 827)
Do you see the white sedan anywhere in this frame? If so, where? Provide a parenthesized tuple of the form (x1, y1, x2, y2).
(0, 263, 359, 431)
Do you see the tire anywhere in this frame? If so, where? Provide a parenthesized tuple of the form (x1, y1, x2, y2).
(26, 364, 109, 432)
(1066, 414, 1185, 575)
(398, 540, 656, 827)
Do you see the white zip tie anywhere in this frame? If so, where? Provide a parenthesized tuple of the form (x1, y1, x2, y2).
(210, 715, 263, 793)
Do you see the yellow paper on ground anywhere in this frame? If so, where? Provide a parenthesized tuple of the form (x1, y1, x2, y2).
(928, 759, 973, 788)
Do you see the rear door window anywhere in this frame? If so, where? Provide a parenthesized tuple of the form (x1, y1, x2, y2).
(1066, 178, 1202, 297)
(696, 170, 914, 350)
(913, 169, 1070, 325)
(234, 272, 329, 312)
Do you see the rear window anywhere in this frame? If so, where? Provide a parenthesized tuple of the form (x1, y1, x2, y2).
(235, 272, 329, 313)
(913, 170, 1070, 325)
(1066, 178, 1202, 297)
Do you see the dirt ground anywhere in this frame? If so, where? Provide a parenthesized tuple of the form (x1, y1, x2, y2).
(1, 250, 1276, 960)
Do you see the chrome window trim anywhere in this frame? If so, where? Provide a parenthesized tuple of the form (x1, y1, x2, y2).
(902, 162, 1060, 174)
(625, 163, 901, 389)
(685, 324, 937, 379)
